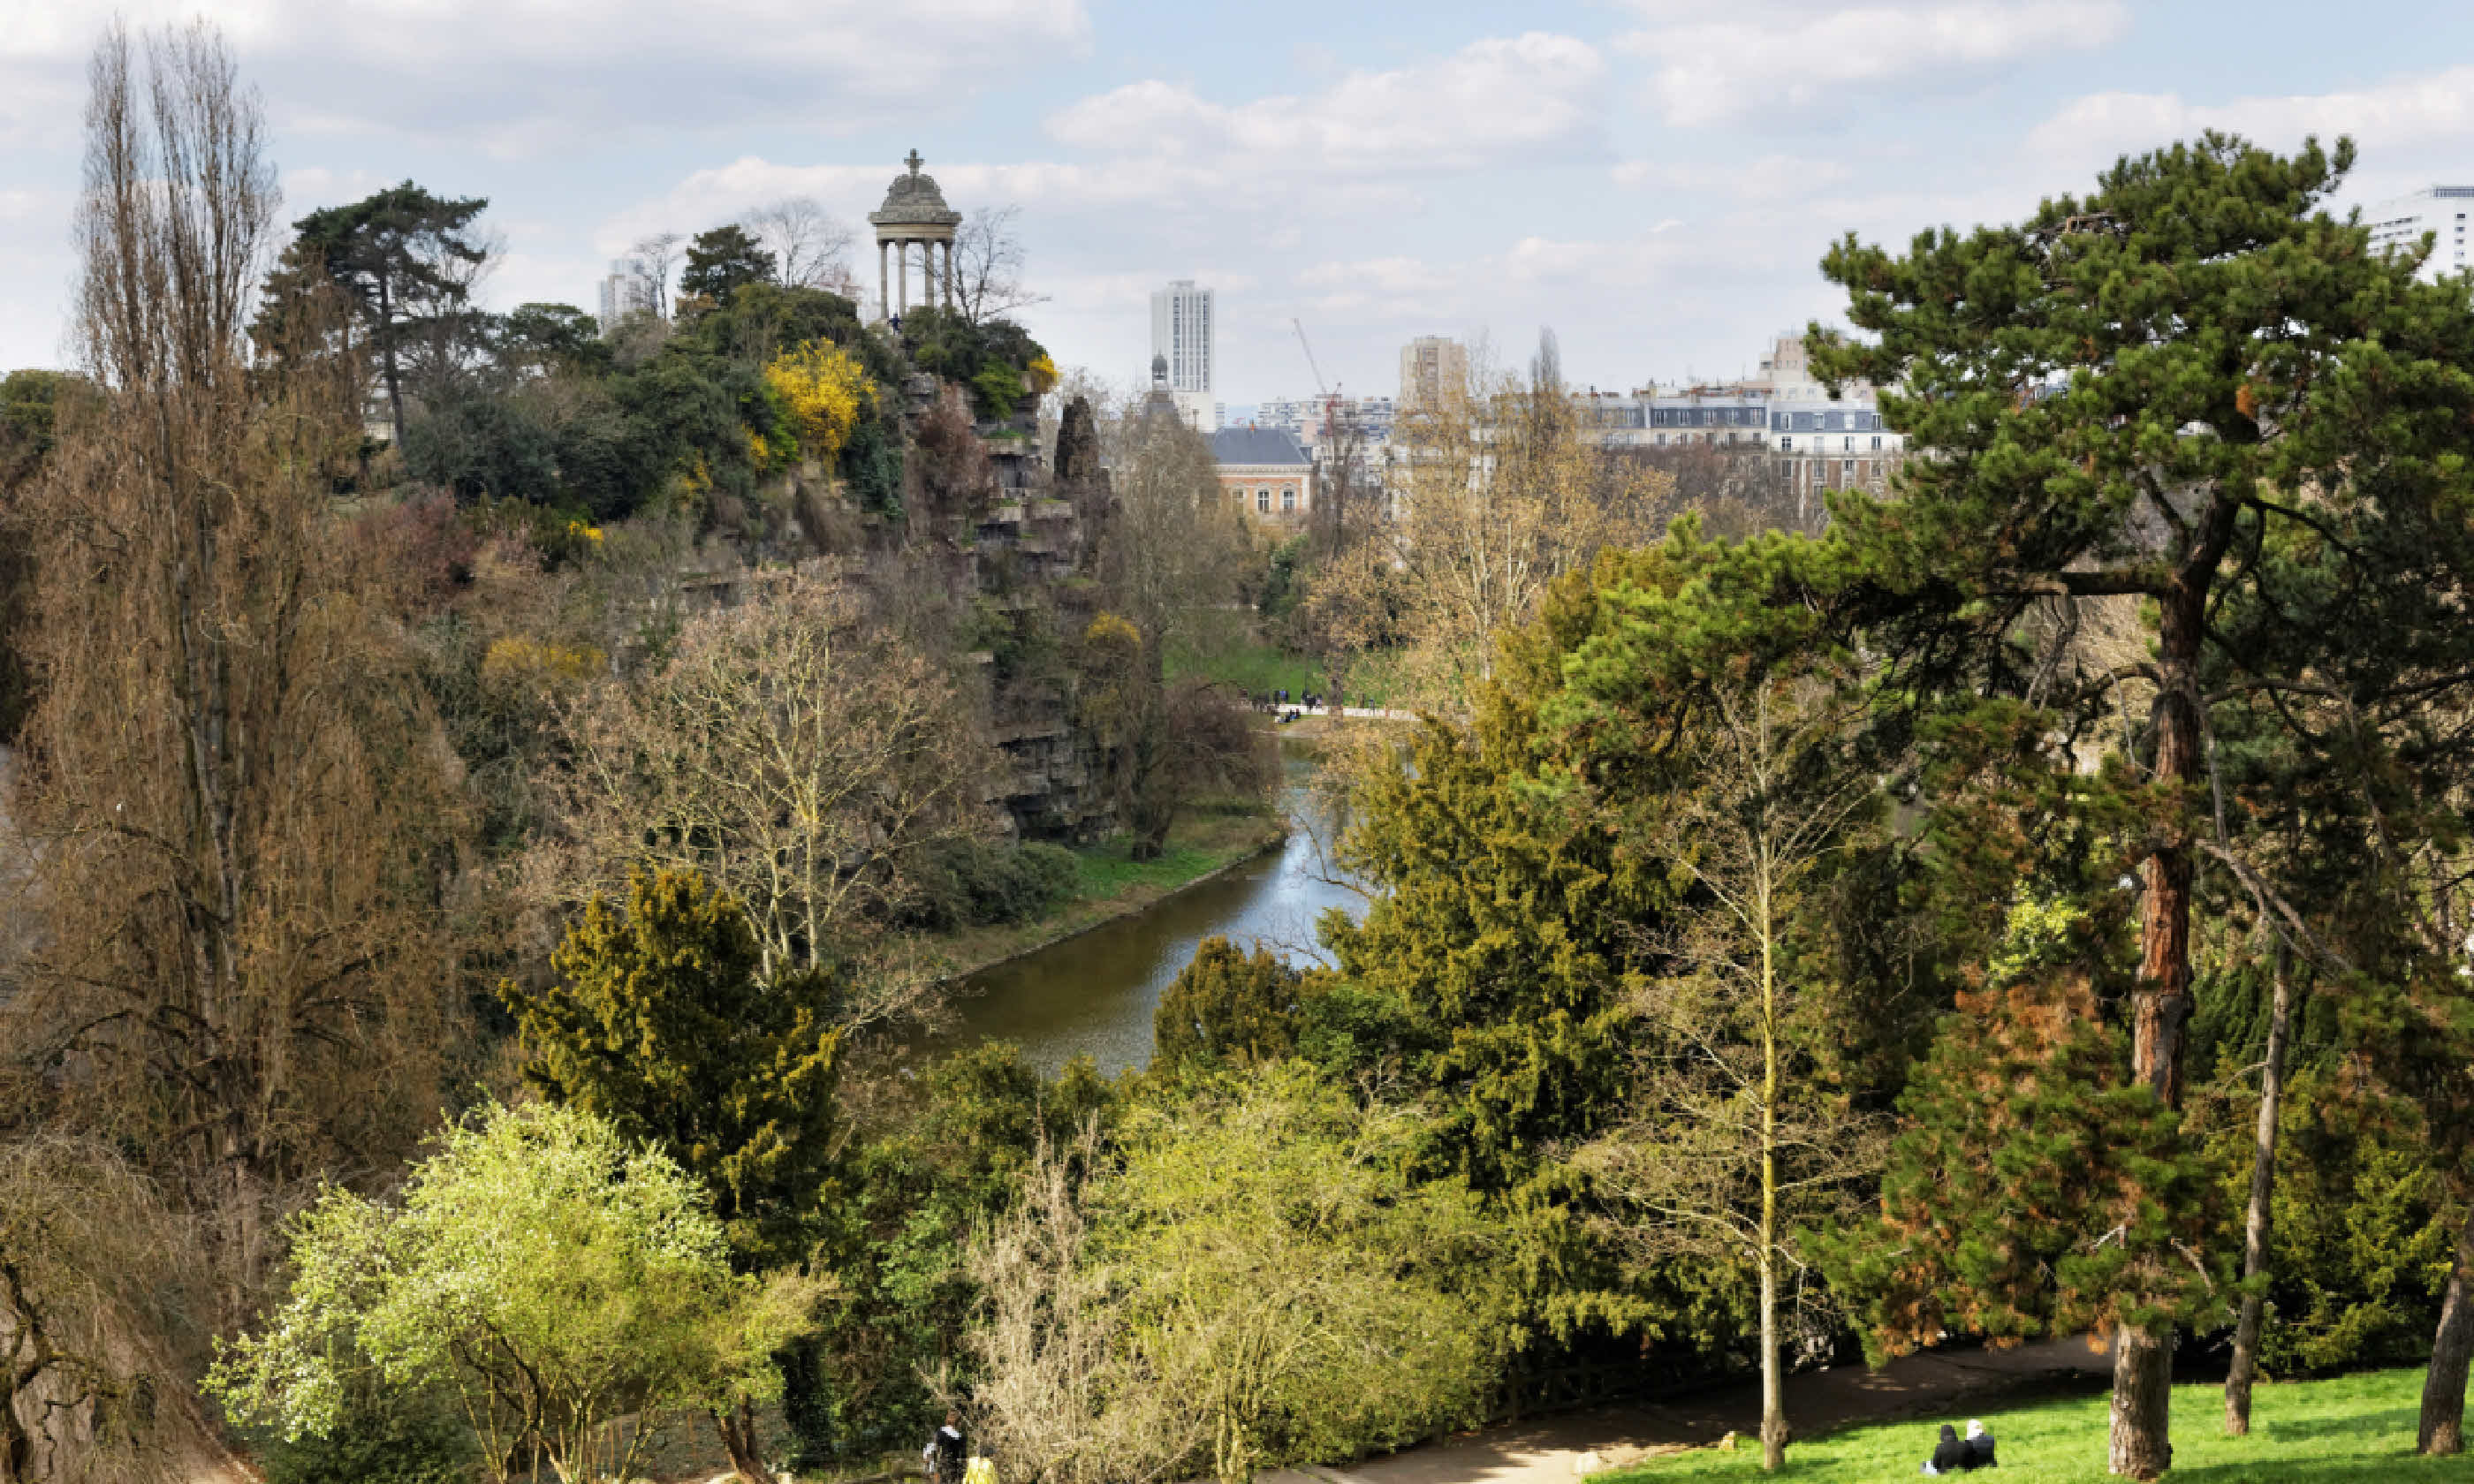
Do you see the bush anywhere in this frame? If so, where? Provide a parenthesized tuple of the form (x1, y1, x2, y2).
(254, 1386, 475, 1484)
(903, 838, 1079, 930)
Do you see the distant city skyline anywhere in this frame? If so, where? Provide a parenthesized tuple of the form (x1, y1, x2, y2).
(2, 2, 2470, 397)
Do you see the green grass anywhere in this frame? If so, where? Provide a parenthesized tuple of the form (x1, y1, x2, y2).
(1071, 837, 1238, 896)
(1609, 1368, 2470, 1481)
(1165, 608, 1397, 707)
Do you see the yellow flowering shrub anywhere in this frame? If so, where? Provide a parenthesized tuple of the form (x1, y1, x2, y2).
(482, 636, 608, 685)
(763, 341, 875, 465)
(1026, 352, 1059, 397)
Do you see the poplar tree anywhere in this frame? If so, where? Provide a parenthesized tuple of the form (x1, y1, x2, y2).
(1815, 133, 2474, 1475)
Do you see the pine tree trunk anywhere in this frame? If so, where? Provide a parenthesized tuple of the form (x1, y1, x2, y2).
(2420, 1208, 2474, 1455)
(2112, 586, 2205, 1476)
(2225, 944, 2293, 1435)
(2109, 1326, 2174, 1479)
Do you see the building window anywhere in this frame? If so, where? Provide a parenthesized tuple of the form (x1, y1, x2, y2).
(1281, 488, 1296, 511)
(1842, 459, 1856, 473)
(1780, 436, 1793, 450)
(1871, 435, 1883, 450)
(1256, 488, 1270, 513)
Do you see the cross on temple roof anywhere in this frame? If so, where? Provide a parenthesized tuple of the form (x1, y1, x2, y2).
(906, 149, 923, 176)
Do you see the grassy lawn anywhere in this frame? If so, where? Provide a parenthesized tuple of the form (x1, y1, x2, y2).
(1165, 607, 1404, 707)
(1610, 1368, 2469, 1481)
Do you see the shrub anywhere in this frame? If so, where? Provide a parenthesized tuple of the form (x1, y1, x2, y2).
(903, 839, 1078, 930)
(254, 1385, 475, 1484)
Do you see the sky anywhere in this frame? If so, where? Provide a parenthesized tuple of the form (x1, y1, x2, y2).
(4, 0, 2473, 405)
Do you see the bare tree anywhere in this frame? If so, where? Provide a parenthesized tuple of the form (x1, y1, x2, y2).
(963, 1127, 1199, 1484)
(1575, 670, 1888, 1473)
(0, 1136, 224, 1484)
(952, 205, 1045, 327)
(536, 576, 999, 1024)
(740, 197, 857, 295)
(5, 19, 468, 1317)
(629, 231, 682, 321)
(1331, 338, 1669, 709)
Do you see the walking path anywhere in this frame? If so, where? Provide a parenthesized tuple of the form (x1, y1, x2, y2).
(1264, 1336, 2116, 1484)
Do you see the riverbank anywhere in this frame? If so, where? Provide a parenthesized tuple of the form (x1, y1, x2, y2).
(909, 807, 1288, 983)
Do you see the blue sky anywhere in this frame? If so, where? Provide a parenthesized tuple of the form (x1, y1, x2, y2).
(4, 0, 2471, 404)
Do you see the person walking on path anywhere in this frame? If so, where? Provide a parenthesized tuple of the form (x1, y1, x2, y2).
(924, 1410, 967, 1484)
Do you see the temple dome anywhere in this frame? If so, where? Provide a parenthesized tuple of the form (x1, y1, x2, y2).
(869, 150, 963, 231)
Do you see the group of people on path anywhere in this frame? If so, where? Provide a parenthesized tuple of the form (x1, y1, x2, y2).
(929, 1404, 1999, 1480)
(1922, 1419, 1998, 1473)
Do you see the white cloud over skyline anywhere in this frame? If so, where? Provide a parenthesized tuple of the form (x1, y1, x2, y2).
(2, 0, 2470, 404)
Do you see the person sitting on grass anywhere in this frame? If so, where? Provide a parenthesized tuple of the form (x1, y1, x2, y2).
(1922, 1422, 1971, 1474)
(1964, 1419, 1996, 1468)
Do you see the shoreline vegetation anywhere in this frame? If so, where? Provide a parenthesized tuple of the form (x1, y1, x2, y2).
(909, 805, 1290, 985)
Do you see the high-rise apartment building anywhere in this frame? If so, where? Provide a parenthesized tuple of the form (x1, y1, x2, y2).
(597, 258, 659, 330)
(2369, 186, 2474, 283)
(1399, 336, 1468, 412)
(1150, 280, 1216, 431)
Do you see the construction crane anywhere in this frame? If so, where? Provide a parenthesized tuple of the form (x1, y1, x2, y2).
(1291, 317, 1330, 397)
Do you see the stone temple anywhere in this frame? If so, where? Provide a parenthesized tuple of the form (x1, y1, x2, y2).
(869, 150, 963, 319)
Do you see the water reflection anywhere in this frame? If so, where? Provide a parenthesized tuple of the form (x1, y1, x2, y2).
(937, 753, 1367, 1076)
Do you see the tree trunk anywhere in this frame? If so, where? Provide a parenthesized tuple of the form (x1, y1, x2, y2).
(2108, 1326, 2174, 1479)
(378, 270, 403, 444)
(2225, 943, 2293, 1435)
(2113, 586, 2203, 1474)
(714, 1398, 776, 1483)
(2420, 1207, 2474, 1455)
(1757, 894, 1786, 1471)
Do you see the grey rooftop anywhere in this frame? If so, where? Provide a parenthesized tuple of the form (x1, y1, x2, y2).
(1210, 426, 1311, 466)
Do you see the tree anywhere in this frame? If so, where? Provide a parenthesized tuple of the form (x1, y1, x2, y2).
(1152, 936, 1319, 1072)
(951, 205, 1044, 327)
(2224, 943, 2294, 1435)
(742, 197, 856, 294)
(496, 302, 609, 379)
(967, 1068, 1502, 1484)
(1324, 334, 1667, 709)
(1820, 964, 2227, 1375)
(262, 179, 492, 443)
(963, 1125, 1195, 1484)
(629, 231, 683, 322)
(1074, 616, 1271, 860)
(1094, 394, 1251, 658)
(0, 369, 87, 740)
(1814, 132, 2474, 1476)
(0, 1136, 217, 1484)
(6, 18, 467, 1314)
(683, 223, 778, 309)
(541, 575, 997, 1003)
(502, 868, 842, 1270)
(207, 1102, 817, 1484)
(500, 870, 839, 1480)
(1570, 662, 1888, 1471)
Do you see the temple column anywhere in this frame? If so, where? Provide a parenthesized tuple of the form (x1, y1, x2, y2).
(877, 239, 889, 322)
(896, 239, 908, 315)
(944, 240, 955, 308)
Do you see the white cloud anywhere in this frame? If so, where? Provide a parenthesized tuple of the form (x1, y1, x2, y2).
(1046, 33, 1606, 171)
(2025, 66, 2474, 200)
(3, 0, 1094, 153)
(1619, 1, 2127, 125)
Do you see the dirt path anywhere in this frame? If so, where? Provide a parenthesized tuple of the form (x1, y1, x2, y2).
(1264, 1336, 2117, 1484)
